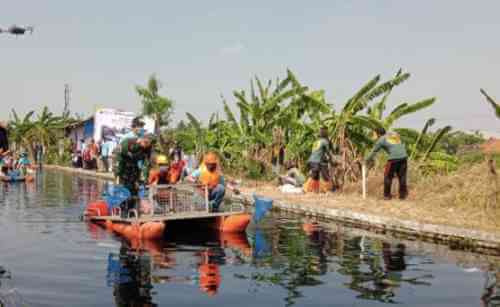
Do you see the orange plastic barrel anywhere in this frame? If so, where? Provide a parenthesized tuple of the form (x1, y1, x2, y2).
(111, 221, 165, 240)
(216, 214, 251, 233)
(85, 201, 109, 218)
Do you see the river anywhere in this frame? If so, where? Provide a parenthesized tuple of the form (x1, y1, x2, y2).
(0, 170, 499, 307)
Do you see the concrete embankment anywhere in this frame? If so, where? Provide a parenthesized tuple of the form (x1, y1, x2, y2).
(45, 164, 500, 253)
(45, 165, 114, 180)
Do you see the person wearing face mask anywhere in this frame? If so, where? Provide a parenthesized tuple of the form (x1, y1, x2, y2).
(187, 152, 225, 212)
(116, 135, 154, 218)
(124, 117, 146, 140)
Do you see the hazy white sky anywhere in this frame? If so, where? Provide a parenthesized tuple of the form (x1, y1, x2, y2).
(1, 1, 499, 132)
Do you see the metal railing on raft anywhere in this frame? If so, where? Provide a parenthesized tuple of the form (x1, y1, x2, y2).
(147, 183, 245, 217)
(149, 183, 210, 215)
(105, 183, 246, 219)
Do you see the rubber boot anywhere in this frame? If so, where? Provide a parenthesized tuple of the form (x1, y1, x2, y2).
(120, 202, 128, 219)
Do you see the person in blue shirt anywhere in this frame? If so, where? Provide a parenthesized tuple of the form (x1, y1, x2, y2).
(123, 117, 146, 140)
(16, 152, 31, 176)
(100, 139, 113, 173)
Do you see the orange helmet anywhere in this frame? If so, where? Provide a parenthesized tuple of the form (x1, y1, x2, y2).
(204, 152, 218, 165)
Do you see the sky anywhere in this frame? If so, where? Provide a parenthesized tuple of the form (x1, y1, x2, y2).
(1, 1, 499, 133)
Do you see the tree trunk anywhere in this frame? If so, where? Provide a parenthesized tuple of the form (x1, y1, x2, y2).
(155, 115, 167, 152)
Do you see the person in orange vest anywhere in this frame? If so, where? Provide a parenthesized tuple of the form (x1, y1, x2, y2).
(198, 248, 222, 297)
(187, 152, 225, 212)
(304, 127, 335, 193)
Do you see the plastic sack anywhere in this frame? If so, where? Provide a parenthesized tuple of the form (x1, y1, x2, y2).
(253, 228, 271, 258)
(279, 184, 303, 194)
(253, 194, 273, 223)
(103, 185, 131, 211)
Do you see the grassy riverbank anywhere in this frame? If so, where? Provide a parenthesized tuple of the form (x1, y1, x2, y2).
(238, 157, 500, 233)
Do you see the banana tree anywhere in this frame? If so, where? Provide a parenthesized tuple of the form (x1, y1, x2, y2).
(8, 109, 35, 152)
(368, 98, 436, 130)
(221, 70, 312, 171)
(396, 121, 456, 173)
(30, 106, 65, 146)
(324, 71, 412, 184)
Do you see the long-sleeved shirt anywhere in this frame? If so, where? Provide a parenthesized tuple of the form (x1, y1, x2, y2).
(366, 132, 408, 162)
(286, 167, 305, 186)
(308, 137, 331, 164)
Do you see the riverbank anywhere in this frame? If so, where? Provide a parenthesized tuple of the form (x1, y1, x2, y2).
(237, 161, 500, 252)
(45, 163, 500, 252)
(45, 165, 114, 180)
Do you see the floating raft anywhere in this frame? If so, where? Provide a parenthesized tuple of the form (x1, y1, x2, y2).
(85, 184, 252, 240)
(91, 211, 249, 224)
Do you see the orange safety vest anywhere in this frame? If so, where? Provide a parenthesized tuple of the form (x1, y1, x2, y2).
(200, 168, 220, 190)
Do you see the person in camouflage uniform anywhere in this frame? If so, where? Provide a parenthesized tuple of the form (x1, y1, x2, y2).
(115, 136, 153, 218)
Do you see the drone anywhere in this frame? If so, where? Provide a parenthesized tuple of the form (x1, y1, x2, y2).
(0, 25, 34, 35)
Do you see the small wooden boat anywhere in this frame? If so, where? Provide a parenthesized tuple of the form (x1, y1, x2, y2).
(0, 172, 35, 183)
(1, 175, 26, 183)
(84, 184, 251, 241)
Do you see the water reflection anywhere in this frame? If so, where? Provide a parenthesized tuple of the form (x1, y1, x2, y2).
(0, 266, 28, 307)
(3, 171, 500, 306)
(109, 241, 157, 307)
(92, 215, 490, 306)
(482, 268, 500, 306)
(234, 220, 436, 306)
(102, 231, 253, 305)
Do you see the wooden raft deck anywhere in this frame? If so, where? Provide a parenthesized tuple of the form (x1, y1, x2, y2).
(91, 211, 248, 224)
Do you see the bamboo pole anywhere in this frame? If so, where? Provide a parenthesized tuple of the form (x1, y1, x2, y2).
(362, 163, 367, 200)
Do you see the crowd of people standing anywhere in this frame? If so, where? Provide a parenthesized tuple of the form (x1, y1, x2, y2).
(72, 138, 117, 172)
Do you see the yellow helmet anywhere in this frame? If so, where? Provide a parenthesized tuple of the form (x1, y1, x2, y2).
(156, 154, 168, 165)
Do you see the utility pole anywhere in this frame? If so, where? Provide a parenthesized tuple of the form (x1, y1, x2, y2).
(63, 84, 70, 118)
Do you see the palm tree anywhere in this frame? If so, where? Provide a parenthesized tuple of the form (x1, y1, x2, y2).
(480, 88, 500, 119)
(136, 75, 174, 149)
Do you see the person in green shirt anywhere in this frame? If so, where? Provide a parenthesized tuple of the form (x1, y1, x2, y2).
(307, 127, 335, 191)
(115, 136, 153, 218)
(365, 127, 408, 200)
